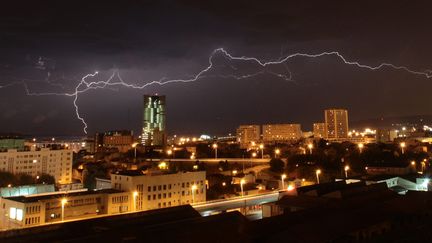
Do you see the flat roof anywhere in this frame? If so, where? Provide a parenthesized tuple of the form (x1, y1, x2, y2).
(5, 189, 124, 203)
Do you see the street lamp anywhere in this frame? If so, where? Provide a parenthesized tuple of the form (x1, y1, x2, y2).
(358, 143, 364, 153)
(275, 149, 281, 158)
(132, 143, 138, 159)
(307, 143, 313, 154)
(281, 174, 287, 190)
(133, 191, 138, 211)
(252, 152, 257, 158)
(240, 179, 246, 197)
(212, 143, 218, 159)
(316, 169, 321, 184)
(191, 184, 197, 203)
(167, 149, 173, 158)
(400, 142, 406, 154)
(344, 165, 350, 178)
(61, 198, 67, 221)
(259, 144, 264, 159)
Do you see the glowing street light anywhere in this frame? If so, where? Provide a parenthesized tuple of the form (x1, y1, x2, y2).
(344, 165, 350, 178)
(166, 149, 173, 158)
(259, 144, 264, 159)
(400, 142, 406, 154)
(307, 143, 313, 154)
(240, 179, 246, 197)
(316, 169, 321, 184)
(212, 143, 218, 159)
(133, 191, 138, 211)
(275, 149, 281, 158)
(132, 143, 138, 159)
(232, 170, 238, 176)
(281, 174, 287, 190)
(358, 143, 364, 153)
(191, 184, 197, 203)
(61, 198, 67, 221)
(252, 152, 257, 158)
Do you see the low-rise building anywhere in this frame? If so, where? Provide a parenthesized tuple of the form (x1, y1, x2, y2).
(313, 123, 326, 139)
(262, 124, 302, 143)
(111, 170, 206, 210)
(236, 125, 261, 149)
(0, 189, 132, 229)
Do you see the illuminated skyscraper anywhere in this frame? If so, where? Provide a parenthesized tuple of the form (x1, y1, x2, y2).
(142, 95, 166, 146)
(324, 109, 349, 140)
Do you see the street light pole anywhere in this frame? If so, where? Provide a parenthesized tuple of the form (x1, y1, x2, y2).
(259, 144, 264, 159)
(133, 191, 138, 211)
(275, 149, 280, 158)
(344, 165, 349, 178)
(316, 169, 321, 184)
(191, 184, 197, 203)
(400, 142, 406, 154)
(281, 174, 287, 190)
(358, 143, 364, 154)
(240, 179, 245, 197)
(308, 143, 313, 154)
(212, 143, 218, 159)
(61, 198, 67, 221)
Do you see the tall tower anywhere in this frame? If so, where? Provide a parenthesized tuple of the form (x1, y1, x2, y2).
(142, 95, 166, 146)
(324, 109, 349, 140)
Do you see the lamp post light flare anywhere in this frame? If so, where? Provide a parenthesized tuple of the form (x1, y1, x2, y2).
(61, 198, 67, 221)
(316, 169, 321, 184)
(281, 174, 287, 190)
(344, 165, 350, 178)
(358, 143, 364, 153)
(240, 179, 246, 197)
(212, 143, 218, 159)
(400, 142, 406, 154)
(308, 143, 313, 154)
(259, 144, 264, 159)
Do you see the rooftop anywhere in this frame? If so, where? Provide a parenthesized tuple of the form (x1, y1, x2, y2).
(5, 189, 123, 203)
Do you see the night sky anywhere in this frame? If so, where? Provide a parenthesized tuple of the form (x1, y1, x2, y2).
(1, 0, 432, 136)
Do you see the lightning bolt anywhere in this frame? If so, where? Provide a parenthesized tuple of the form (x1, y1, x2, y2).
(2, 47, 432, 134)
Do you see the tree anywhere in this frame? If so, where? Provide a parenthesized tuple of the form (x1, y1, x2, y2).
(269, 158, 285, 173)
(38, 173, 56, 185)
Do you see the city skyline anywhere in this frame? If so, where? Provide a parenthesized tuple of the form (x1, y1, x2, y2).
(1, 1, 432, 137)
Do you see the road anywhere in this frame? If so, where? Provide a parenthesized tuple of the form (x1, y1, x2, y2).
(193, 191, 280, 216)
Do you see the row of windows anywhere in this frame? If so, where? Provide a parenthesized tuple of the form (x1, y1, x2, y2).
(25, 216, 40, 225)
(147, 192, 172, 200)
(112, 195, 129, 204)
(146, 180, 204, 192)
(26, 205, 41, 214)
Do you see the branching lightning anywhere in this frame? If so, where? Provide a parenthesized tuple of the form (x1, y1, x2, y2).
(2, 47, 432, 134)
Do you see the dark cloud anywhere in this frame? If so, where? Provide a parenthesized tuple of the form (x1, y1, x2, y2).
(1, 0, 432, 135)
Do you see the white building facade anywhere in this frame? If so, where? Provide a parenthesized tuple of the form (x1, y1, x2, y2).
(0, 148, 73, 184)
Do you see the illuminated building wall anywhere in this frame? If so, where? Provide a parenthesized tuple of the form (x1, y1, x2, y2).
(313, 123, 326, 138)
(262, 124, 302, 142)
(0, 189, 132, 229)
(142, 95, 166, 146)
(0, 148, 73, 184)
(324, 109, 349, 140)
(236, 125, 261, 149)
(111, 170, 206, 211)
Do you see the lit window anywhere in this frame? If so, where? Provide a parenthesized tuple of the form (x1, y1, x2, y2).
(16, 209, 23, 221)
(9, 207, 16, 219)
